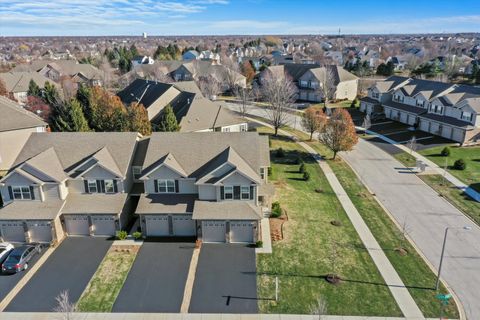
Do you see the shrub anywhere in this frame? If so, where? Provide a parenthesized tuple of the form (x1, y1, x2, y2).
(294, 156, 304, 165)
(268, 167, 273, 176)
(271, 201, 282, 217)
(255, 240, 263, 248)
(116, 230, 128, 240)
(303, 171, 311, 181)
(276, 147, 285, 158)
(132, 231, 142, 240)
(453, 159, 466, 170)
(441, 146, 451, 157)
(299, 163, 306, 173)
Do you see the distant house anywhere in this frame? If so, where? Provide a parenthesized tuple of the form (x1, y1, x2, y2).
(360, 76, 480, 145)
(117, 79, 248, 132)
(0, 72, 60, 104)
(0, 96, 48, 172)
(386, 56, 407, 71)
(182, 50, 200, 61)
(131, 55, 154, 67)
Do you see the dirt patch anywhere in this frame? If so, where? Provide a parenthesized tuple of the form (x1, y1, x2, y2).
(394, 247, 408, 256)
(325, 274, 342, 285)
(269, 214, 289, 242)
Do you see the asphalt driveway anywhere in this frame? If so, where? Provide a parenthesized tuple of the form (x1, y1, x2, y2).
(189, 244, 257, 314)
(5, 237, 111, 312)
(0, 246, 45, 303)
(112, 241, 194, 313)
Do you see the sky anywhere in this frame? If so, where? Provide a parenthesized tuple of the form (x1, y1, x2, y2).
(1, 0, 479, 36)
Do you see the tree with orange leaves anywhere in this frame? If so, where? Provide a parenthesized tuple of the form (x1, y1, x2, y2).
(301, 107, 327, 140)
(318, 108, 358, 159)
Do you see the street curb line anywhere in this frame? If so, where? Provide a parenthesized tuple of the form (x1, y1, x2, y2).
(0, 246, 55, 312)
(180, 246, 201, 313)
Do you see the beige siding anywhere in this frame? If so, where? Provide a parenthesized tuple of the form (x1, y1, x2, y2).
(198, 185, 216, 200)
(222, 172, 255, 185)
(53, 215, 65, 244)
(67, 179, 86, 193)
(179, 179, 197, 194)
(43, 184, 60, 199)
(58, 181, 68, 200)
(82, 165, 117, 180)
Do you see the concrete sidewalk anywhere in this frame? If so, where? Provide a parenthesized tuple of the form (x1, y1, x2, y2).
(0, 313, 442, 320)
(256, 217, 273, 254)
(247, 117, 423, 319)
(361, 127, 480, 202)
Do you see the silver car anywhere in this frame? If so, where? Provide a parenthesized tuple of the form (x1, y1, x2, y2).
(1, 245, 41, 274)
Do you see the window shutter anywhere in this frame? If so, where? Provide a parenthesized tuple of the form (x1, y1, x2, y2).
(84, 180, 89, 193)
(175, 180, 179, 193)
(234, 186, 241, 200)
(8, 186, 13, 200)
(29, 186, 35, 200)
(250, 186, 254, 200)
(113, 180, 118, 193)
(100, 180, 106, 193)
(154, 180, 158, 193)
(96, 180, 101, 193)
(220, 186, 224, 200)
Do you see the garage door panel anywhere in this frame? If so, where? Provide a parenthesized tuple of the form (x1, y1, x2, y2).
(91, 216, 116, 236)
(145, 216, 169, 236)
(420, 120, 429, 132)
(230, 221, 255, 243)
(27, 221, 52, 243)
(65, 216, 90, 236)
(1, 222, 26, 243)
(400, 112, 408, 124)
(172, 215, 195, 236)
(452, 129, 465, 143)
(202, 221, 226, 243)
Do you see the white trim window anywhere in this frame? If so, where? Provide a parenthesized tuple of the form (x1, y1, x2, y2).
(12, 186, 32, 200)
(241, 186, 250, 200)
(260, 168, 266, 180)
(240, 124, 248, 132)
(224, 186, 233, 200)
(461, 111, 472, 122)
(105, 180, 115, 193)
(87, 179, 97, 193)
(158, 179, 175, 193)
(132, 167, 142, 180)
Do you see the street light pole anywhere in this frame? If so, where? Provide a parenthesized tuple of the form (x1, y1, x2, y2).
(435, 226, 471, 290)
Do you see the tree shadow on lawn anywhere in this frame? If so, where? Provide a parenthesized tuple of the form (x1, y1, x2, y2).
(271, 150, 317, 165)
(253, 271, 434, 291)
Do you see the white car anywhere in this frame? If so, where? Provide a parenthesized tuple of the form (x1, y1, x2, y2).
(0, 242, 14, 261)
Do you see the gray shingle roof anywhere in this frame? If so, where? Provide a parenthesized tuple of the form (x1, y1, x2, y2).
(0, 96, 47, 132)
(0, 199, 64, 220)
(0, 72, 59, 93)
(192, 200, 262, 220)
(62, 193, 128, 215)
(136, 194, 197, 214)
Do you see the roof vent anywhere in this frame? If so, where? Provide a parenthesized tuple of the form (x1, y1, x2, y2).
(187, 98, 191, 104)
(196, 118, 199, 121)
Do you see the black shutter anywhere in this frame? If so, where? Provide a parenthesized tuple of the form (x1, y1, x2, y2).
(250, 186, 254, 200)
(84, 180, 89, 193)
(8, 186, 13, 200)
(154, 180, 158, 193)
(113, 180, 118, 193)
(29, 186, 35, 200)
(100, 180, 106, 193)
(234, 186, 241, 200)
(220, 186, 224, 200)
(175, 180, 179, 193)
(96, 180, 101, 193)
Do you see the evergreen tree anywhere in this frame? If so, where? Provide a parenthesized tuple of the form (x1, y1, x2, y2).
(27, 79, 41, 97)
(157, 104, 180, 132)
(76, 84, 93, 126)
(43, 81, 60, 106)
(50, 99, 90, 132)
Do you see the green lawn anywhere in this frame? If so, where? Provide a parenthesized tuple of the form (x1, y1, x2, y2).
(418, 145, 480, 192)
(276, 127, 458, 318)
(77, 246, 138, 312)
(257, 128, 402, 316)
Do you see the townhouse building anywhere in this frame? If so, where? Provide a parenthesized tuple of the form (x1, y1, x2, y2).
(360, 76, 480, 145)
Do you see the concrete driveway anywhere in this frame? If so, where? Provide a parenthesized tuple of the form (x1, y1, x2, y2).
(342, 139, 480, 319)
(0, 246, 45, 303)
(5, 237, 112, 312)
(112, 241, 194, 313)
(189, 244, 257, 314)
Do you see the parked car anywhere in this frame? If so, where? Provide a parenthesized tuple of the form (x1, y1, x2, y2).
(1, 245, 41, 274)
(0, 242, 14, 262)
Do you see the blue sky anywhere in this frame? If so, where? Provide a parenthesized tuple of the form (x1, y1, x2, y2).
(1, 0, 479, 36)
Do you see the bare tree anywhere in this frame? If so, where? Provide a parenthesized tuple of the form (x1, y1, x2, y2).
(221, 55, 242, 92)
(198, 75, 221, 100)
(233, 85, 252, 117)
(362, 114, 371, 135)
(319, 66, 337, 108)
(310, 295, 328, 318)
(261, 72, 297, 136)
(53, 290, 76, 320)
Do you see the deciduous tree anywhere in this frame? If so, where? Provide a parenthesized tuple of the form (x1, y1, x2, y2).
(127, 102, 152, 135)
(233, 85, 252, 117)
(0, 79, 8, 97)
(301, 107, 327, 140)
(318, 108, 358, 159)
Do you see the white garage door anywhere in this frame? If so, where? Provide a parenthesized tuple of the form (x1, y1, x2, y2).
(419, 120, 429, 132)
(407, 115, 416, 126)
(202, 221, 226, 243)
(441, 126, 452, 140)
(452, 129, 465, 143)
(0, 222, 25, 243)
(230, 221, 255, 243)
(400, 112, 408, 124)
(27, 221, 52, 243)
(145, 215, 169, 236)
(91, 216, 116, 236)
(429, 122, 440, 135)
(385, 108, 392, 119)
(172, 215, 196, 236)
(65, 215, 90, 236)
